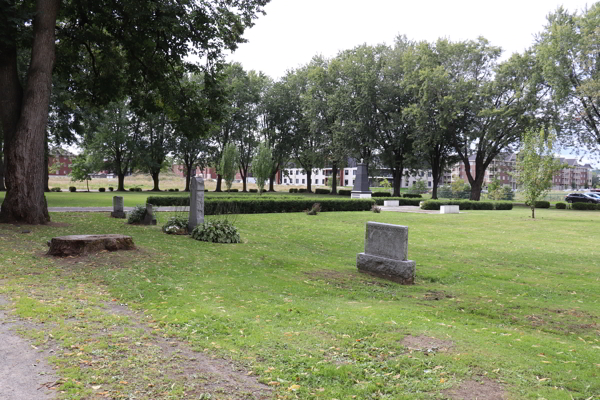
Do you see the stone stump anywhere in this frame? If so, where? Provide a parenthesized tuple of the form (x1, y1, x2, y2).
(142, 203, 157, 225)
(356, 222, 415, 284)
(188, 176, 205, 233)
(111, 196, 126, 218)
(47, 234, 135, 257)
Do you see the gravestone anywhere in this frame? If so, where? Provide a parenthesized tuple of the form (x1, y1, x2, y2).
(440, 205, 459, 214)
(188, 176, 205, 232)
(356, 222, 415, 284)
(111, 196, 126, 218)
(383, 200, 399, 207)
(351, 159, 372, 199)
(142, 203, 157, 225)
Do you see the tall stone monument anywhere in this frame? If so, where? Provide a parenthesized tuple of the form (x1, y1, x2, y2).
(356, 222, 415, 284)
(351, 159, 372, 199)
(111, 196, 126, 218)
(142, 203, 157, 225)
(188, 176, 205, 232)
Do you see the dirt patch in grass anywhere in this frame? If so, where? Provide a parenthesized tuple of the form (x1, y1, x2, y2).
(400, 334, 453, 352)
(423, 291, 453, 301)
(304, 269, 395, 288)
(442, 379, 506, 400)
(525, 308, 599, 334)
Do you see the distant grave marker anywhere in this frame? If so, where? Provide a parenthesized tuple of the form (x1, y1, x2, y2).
(188, 176, 205, 232)
(111, 196, 126, 218)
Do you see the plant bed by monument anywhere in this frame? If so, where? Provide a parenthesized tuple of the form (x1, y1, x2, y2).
(356, 222, 415, 284)
(46, 234, 135, 256)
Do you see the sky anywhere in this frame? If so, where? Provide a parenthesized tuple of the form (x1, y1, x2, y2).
(227, 0, 597, 165)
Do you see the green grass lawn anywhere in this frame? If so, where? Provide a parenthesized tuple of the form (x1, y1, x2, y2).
(0, 207, 598, 399)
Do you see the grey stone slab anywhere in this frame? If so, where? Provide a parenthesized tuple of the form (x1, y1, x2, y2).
(383, 200, 399, 207)
(357, 253, 415, 284)
(188, 176, 205, 232)
(440, 205, 459, 214)
(111, 196, 126, 218)
(364, 222, 409, 261)
(142, 203, 157, 225)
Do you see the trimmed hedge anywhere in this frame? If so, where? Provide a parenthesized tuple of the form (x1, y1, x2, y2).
(372, 192, 391, 197)
(108, 187, 114, 191)
(298, 188, 307, 193)
(249, 189, 258, 193)
(534, 200, 550, 209)
(289, 188, 298, 193)
(572, 202, 599, 211)
(98, 187, 106, 192)
(338, 189, 352, 196)
(69, 186, 76, 192)
(373, 197, 421, 206)
(146, 196, 375, 213)
(555, 202, 567, 209)
(421, 200, 512, 211)
(403, 193, 422, 199)
(315, 188, 331, 194)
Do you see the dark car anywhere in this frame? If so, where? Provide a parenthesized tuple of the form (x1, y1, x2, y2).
(565, 193, 600, 203)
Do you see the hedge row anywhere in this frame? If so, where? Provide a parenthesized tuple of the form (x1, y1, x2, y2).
(421, 200, 513, 210)
(373, 197, 422, 206)
(371, 192, 423, 198)
(147, 196, 375, 213)
(571, 202, 600, 210)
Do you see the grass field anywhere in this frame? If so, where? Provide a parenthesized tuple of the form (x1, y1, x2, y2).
(0, 205, 598, 399)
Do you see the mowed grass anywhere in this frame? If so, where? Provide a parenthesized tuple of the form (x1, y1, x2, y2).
(0, 207, 598, 399)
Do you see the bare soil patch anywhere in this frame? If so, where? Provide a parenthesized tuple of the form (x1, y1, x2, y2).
(442, 379, 506, 400)
(400, 334, 453, 352)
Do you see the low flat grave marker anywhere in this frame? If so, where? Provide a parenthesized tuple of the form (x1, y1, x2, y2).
(356, 222, 415, 284)
(47, 234, 135, 257)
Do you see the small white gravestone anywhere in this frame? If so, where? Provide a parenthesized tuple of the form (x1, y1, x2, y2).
(440, 205, 459, 214)
(188, 176, 205, 232)
(111, 196, 126, 218)
(383, 200, 399, 207)
(356, 222, 415, 284)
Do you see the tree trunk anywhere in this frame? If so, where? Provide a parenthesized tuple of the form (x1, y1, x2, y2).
(184, 165, 193, 192)
(117, 173, 126, 191)
(392, 166, 403, 197)
(331, 162, 338, 195)
(151, 172, 160, 191)
(430, 158, 440, 200)
(215, 174, 223, 191)
(268, 162, 279, 192)
(240, 166, 247, 192)
(469, 178, 483, 201)
(0, 0, 60, 224)
(44, 152, 50, 192)
(0, 154, 5, 191)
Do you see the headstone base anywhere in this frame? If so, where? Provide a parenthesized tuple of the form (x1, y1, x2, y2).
(351, 191, 372, 199)
(111, 211, 126, 219)
(357, 253, 415, 284)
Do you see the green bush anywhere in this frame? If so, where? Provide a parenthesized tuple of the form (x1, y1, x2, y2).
(191, 220, 241, 243)
(108, 187, 114, 191)
(226, 188, 239, 192)
(147, 196, 189, 207)
(555, 202, 567, 209)
(315, 188, 331, 195)
(471, 201, 494, 210)
(420, 200, 503, 211)
(372, 192, 391, 197)
(402, 193, 422, 199)
(534, 200, 550, 209)
(127, 205, 147, 224)
(175, 188, 179, 192)
(494, 202, 513, 210)
(168, 188, 175, 192)
(249, 189, 258, 193)
(298, 188, 307, 193)
(98, 187, 106, 192)
(162, 215, 188, 234)
(69, 186, 76, 192)
(373, 197, 421, 206)
(338, 189, 352, 196)
(572, 202, 598, 211)
(129, 188, 135, 192)
(289, 188, 298, 193)
(50, 187, 61, 192)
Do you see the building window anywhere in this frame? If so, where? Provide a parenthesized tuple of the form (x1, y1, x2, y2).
(296, 179, 299, 183)
(345, 179, 348, 185)
(353, 170, 356, 175)
(428, 181, 431, 187)
(302, 179, 305, 184)
(406, 181, 409, 187)
(345, 170, 348, 175)
(284, 179, 287, 183)
(295, 170, 298, 175)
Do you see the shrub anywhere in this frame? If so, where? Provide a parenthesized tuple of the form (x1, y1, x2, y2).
(534, 200, 550, 209)
(289, 188, 298, 193)
(471, 201, 495, 210)
(494, 202, 514, 210)
(572, 202, 598, 211)
(555, 202, 567, 209)
(191, 220, 241, 243)
(315, 188, 331, 195)
(98, 187, 106, 192)
(249, 189, 258, 193)
(338, 189, 352, 196)
(69, 186, 76, 192)
(372, 192, 391, 197)
(129, 188, 135, 192)
(168, 188, 175, 192)
(373, 197, 421, 206)
(227, 188, 239, 192)
(175, 188, 179, 192)
(371, 204, 381, 213)
(50, 187, 61, 192)
(403, 193, 422, 199)
(298, 188, 307, 193)
(420, 200, 502, 211)
(108, 187, 114, 191)
(162, 215, 188, 235)
(127, 205, 147, 224)
(305, 203, 321, 215)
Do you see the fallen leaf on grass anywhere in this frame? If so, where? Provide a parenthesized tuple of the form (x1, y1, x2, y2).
(288, 384, 300, 391)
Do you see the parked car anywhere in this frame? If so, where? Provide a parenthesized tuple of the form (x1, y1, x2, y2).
(565, 193, 600, 203)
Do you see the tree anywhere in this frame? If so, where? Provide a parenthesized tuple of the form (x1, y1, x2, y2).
(136, 111, 173, 191)
(252, 141, 272, 194)
(535, 4, 600, 149)
(0, 0, 269, 224)
(516, 128, 565, 218)
(69, 154, 95, 192)
(219, 142, 239, 192)
(174, 135, 214, 192)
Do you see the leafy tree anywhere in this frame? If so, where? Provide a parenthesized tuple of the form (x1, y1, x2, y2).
(219, 142, 239, 192)
(516, 129, 565, 218)
(535, 5, 600, 149)
(69, 154, 95, 192)
(0, 0, 269, 224)
(174, 135, 214, 192)
(136, 111, 173, 191)
(252, 141, 272, 194)
(411, 179, 428, 195)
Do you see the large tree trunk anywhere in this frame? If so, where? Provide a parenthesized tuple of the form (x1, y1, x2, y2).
(151, 171, 160, 191)
(184, 165, 193, 192)
(392, 166, 403, 197)
(117, 173, 126, 191)
(239, 166, 247, 192)
(268, 162, 279, 192)
(0, 0, 60, 224)
(44, 146, 50, 192)
(331, 162, 338, 195)
(0, 154, 5, 191)
(215, 174, 223, 191)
